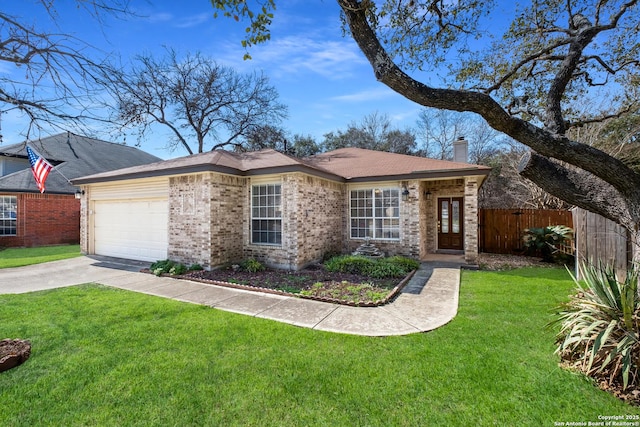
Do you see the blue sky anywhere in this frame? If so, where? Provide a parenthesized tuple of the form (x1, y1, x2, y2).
(2, 1, 433, 159)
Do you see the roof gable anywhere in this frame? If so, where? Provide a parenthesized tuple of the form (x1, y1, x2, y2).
(0, 133, 162, 194)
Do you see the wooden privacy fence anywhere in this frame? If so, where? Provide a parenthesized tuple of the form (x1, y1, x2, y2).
(479, 209, 574, 254)
(572, 208, 630, 275)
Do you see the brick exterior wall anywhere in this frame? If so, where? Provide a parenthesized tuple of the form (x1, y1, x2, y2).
(1, 193, 79, 247)
(168, 173, 246, 269)
(244, 173, 344, 270)
(464, 177, 479, 264)
(291, 174, 344, 267)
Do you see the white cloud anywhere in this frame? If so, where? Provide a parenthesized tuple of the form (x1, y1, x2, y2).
(144, 11, 210, 29)
(145, 12, 173, 23)
(330, 87, 397, 102)
(174, 13, 211, 29)
(216, 35, 367, 80)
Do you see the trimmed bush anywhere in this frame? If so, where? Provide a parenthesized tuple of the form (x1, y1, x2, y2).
(366, 260, 407, 278)
(384, 255, 420, 272)
(324, 255, 419, 278)
(324, 255, 375, 275)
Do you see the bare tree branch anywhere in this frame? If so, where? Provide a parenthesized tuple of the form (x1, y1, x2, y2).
(105, 49, 288, 154)
(0, 1, 131, 137)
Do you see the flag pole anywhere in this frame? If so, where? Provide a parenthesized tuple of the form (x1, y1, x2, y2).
(50, 164, 73, 185)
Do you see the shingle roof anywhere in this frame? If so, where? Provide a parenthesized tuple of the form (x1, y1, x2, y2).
(0, 133, 162, 194)
(72, 147, 490, 185)
(72, 149, 316, 184)
(305, 147, 490, 180)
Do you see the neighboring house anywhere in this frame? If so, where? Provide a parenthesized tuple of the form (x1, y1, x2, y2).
(0, 133, 161, 247)
(73, 143, 490, 269)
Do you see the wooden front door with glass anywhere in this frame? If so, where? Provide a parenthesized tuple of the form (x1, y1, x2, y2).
(437, 197, 464, 250)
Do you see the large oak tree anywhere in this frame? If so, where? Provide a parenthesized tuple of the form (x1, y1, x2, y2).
(215, 0, 640, 259)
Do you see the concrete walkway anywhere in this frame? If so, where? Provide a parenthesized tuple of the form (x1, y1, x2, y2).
(0, 255, 463, 336)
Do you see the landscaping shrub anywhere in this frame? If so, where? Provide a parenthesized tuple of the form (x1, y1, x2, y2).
(366, 260, 407, 278)
(150, 260, 191, 276)
(321, 250, 342, 262)
(551, 262, 639, 391)
(169, 264, 188, 276)
(324, 255, 376, 275)
(324, 255, 418, 278)
(384, 255, 420, 272)
(240, 258, 265, 273)
(523, 225, 573, 263)
(150, 260, 175, 276)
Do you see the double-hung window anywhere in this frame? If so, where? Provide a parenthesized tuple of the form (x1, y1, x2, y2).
(0, 196, 17, 236)
(251, 183, 282, 245)
(350, 188, 400, 240)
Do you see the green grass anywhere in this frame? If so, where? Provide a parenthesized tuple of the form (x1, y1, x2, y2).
(0, 267, 638, 426)
(0, 244, 81, 268)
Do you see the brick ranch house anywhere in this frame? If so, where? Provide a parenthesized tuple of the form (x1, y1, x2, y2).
(0, 133, 161, 247)
(73, 144, 490, 269)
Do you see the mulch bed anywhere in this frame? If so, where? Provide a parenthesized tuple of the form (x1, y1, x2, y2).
(559, 361, 640, 407)
(477, 253, 561, 270)
(177, 264, 412, 306)
(597, 379, 640, 407)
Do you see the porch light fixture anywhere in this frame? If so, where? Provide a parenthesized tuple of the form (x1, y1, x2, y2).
(424, 191, 432, 201)
(401, 185, 410, 201)
(74, 189, 84, 199)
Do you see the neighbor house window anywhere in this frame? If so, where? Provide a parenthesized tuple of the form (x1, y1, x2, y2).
(0, 196, 17, 236)
(350, 188, 400, 240)
(251, 183, 282, 245)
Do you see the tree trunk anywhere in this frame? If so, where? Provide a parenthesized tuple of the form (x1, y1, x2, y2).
(338, 0, 640, 271)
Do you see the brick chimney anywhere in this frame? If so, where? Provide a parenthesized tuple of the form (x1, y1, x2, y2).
(453, 136, 468, 163)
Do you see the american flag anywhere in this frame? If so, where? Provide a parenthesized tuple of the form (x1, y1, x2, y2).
(26, 146, 53, 193)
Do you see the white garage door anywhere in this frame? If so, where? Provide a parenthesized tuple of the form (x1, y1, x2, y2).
(94, 199, 168, 262)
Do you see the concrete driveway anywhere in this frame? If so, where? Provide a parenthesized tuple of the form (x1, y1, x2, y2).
(0, 256, 149, 294)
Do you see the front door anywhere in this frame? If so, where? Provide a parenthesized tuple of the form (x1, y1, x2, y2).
(438, 197, 464, 250)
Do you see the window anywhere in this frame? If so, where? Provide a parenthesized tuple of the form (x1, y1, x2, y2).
(0, 196, 17, 236)
(350, 188, 400, 240)
(251, 184, 282, 245)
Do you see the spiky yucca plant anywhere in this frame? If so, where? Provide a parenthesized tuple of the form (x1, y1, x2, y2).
(552, 262, 639, 390)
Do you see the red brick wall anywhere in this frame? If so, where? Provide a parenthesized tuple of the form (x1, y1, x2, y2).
(0, 193, 80, 247)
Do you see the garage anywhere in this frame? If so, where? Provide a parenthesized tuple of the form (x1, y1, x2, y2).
(89, 179, 169, 262)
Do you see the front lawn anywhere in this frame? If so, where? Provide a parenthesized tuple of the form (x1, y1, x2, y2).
(0, 244, 81, 269)
(0, 267, 638, 425)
